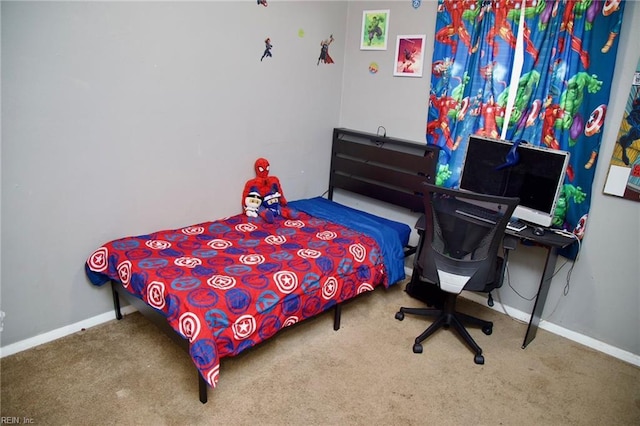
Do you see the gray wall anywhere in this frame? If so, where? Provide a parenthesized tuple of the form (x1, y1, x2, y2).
(1, 1, 347, 346)
(1, 0, 639, 360)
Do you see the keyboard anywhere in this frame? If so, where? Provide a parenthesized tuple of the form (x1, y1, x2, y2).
(507, 219, 527, 232)
(454, 204, 500, 224)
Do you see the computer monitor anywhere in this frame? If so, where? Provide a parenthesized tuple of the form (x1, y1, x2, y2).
(458, 135, 570, 228)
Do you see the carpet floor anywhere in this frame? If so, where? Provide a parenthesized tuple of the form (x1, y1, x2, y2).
(2, 283, 639, 425)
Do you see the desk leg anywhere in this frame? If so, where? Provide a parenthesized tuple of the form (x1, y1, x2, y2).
(522, 246, 559, 349)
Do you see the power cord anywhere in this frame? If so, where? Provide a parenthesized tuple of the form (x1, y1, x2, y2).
(551, 230, 581, 296)
(505, 268, 537, 301)
(500, 231, 582, 321)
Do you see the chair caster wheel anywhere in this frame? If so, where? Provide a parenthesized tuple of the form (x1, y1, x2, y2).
(482, 325, 493, 335)
(412, 343, 423, 354)
(474, 354, 485, 365)
(395, 311, 404, 321)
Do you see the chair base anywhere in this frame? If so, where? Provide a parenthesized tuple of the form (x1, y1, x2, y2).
(395, 292, 492, 365)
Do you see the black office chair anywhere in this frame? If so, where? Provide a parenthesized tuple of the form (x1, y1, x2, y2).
(395, 183, 519, 364)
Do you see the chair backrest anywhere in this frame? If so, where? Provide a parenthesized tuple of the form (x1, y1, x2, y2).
(416, 183, 519, 294)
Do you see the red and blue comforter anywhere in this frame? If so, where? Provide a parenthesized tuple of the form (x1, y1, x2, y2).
(85, 208, 397, 389)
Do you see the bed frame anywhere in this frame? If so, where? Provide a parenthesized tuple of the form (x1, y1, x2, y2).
(110, 127, 439, 403)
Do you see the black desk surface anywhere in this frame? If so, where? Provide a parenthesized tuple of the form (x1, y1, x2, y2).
(414, 214, 575, 249)
(505, 226, 574, 249)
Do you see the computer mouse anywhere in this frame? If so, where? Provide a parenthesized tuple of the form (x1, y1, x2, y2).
(533, 226, 545, 236)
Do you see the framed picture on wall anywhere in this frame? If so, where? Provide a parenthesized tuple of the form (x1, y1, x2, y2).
(603, 57, 640, 201)
(393, 34, 426, 77)
(360, 9, 390, 50)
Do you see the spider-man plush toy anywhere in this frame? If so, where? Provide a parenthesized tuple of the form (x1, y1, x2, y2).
(242, 158, 295, 223)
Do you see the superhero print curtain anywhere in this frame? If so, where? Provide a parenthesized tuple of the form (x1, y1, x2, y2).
(426, 0, 626, 257)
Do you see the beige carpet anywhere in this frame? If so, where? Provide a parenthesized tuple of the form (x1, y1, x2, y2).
(2, 283, 639, 425)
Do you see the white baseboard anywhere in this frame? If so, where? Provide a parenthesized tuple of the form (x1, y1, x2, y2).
(3, 276, 639, 369)
(402, 266, 640, 367)
(0, 305, 137, 358)
(462, 292, 640, 368)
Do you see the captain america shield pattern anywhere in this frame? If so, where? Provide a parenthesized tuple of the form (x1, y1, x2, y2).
(85, 210, 388, 391)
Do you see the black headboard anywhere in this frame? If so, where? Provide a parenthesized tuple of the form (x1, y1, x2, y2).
(329, 128, 440, 212)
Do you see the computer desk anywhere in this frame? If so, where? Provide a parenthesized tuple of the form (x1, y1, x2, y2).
(414, 215, 575, 349)
(503, 226, 575, 348)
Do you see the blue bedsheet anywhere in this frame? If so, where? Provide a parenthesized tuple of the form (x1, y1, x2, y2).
(289, 197, 409, 285)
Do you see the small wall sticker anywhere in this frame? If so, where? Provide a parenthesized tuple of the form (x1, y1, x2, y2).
(261, 37, 273, 61)
(318, 34, 335, 65)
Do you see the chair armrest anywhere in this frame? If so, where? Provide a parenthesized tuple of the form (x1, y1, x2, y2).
(503, 235, 518, 251)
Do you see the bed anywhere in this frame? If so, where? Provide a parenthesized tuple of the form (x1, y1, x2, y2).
(85, 128, 439, 403)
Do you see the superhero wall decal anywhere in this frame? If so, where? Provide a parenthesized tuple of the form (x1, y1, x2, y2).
(254, 0, 337, 65)
(261, 37, 273, 61)
(317, 34, 335, 65)
(258, 33, 336, 65)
